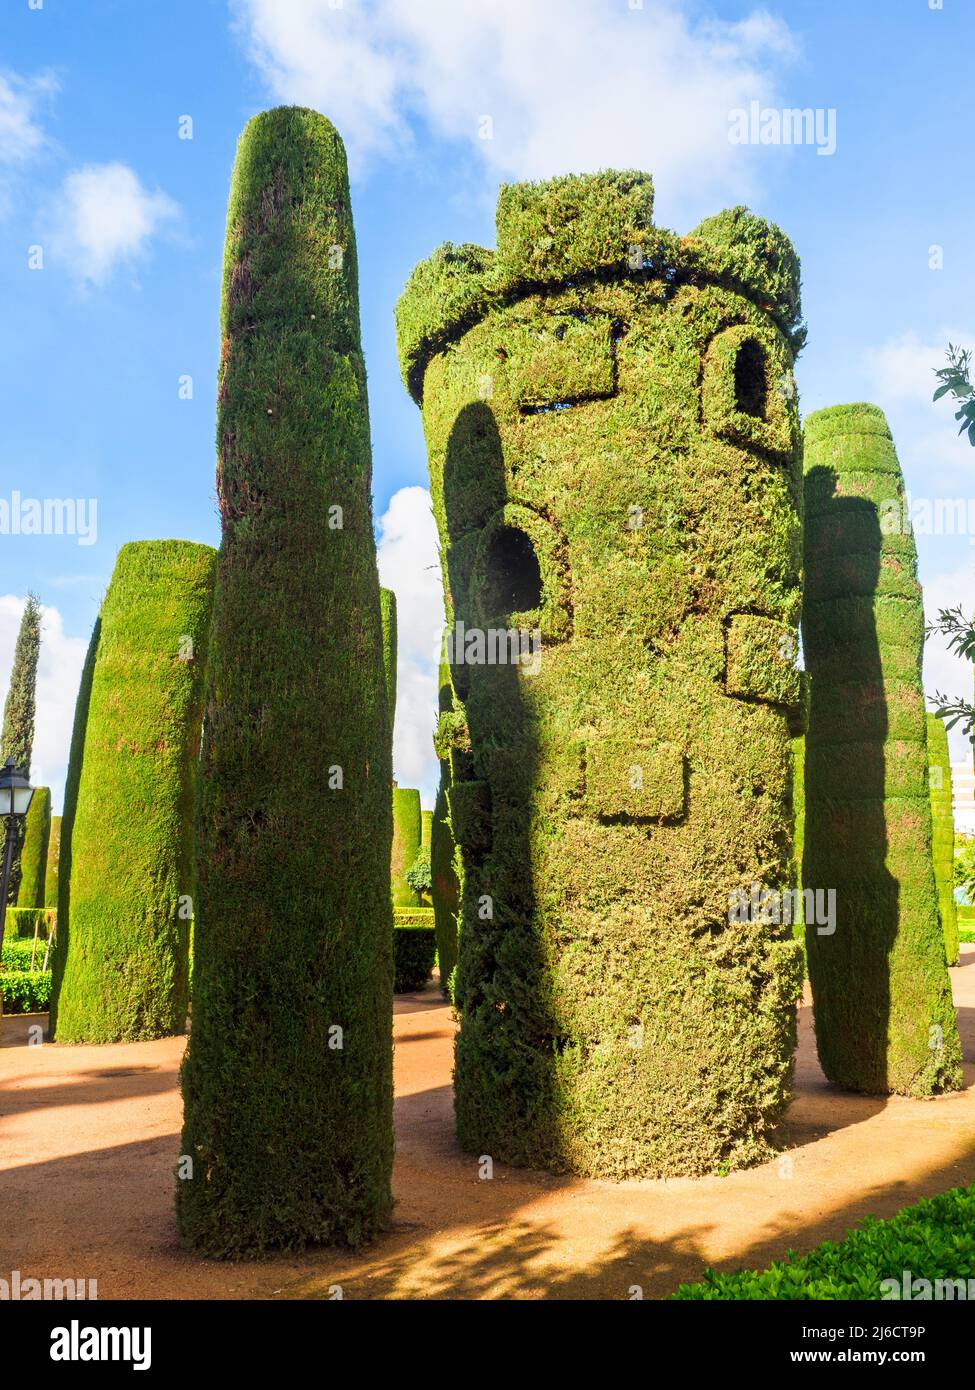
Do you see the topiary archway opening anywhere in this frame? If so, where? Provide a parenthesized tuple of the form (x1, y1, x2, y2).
(734, 337, 768, 419)
(481, 525, 543, 617)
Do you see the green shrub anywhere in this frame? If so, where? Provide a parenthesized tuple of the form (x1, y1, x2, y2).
(177, 107, 394, 1258)
(50, 541, 216, 1045)
(405, 847, 432, 900)
(45, 815, 61, 908)
(960, 928, 975, 944)
(673, 1182, 975, 1299)
(398, 172, 806, 1177)
(0, 969, 51, 1014)
(16, 786, 50, 909)
(802, 404, 961, 1096)
(3, 938, 48, 971)
(927, 713, 959, 964)
(392, 787, 422, 906)
(393, 909, 437, 991)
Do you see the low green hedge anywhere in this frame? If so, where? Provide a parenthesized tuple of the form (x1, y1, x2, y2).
(959, 929, 975, 945)
(394, 908, 436, 992)
(673, 1183, 975, 1299)
(2, 907, 55, 940)
(0, 970, 51, 1014)
(3, 939, 51, 971)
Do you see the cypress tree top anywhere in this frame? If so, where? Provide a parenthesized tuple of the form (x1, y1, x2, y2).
(1, 591, 41, 776)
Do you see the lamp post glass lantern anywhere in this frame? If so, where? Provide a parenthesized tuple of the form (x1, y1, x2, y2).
(0, 757, 35, 958)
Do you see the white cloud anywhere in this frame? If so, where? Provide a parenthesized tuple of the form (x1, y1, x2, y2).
(0, 69, 57, 166)
(864, 330, 975, 411)
(0, 596, 88, 815)
(48, 162, 178, 285)
(0, 68, 58, 217)
(376, 486, 443, 807)
(232, 0, 799, 217)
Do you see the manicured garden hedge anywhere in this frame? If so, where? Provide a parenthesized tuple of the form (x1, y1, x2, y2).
(398, 172, 806, 1177)
(392, 786, 422, 907)
(2, 935, 52, 1012)
(380, 587, 397, 733)
(50, 617, 100, 1019)
(3, 938, 49, 971)
(50, 540, 216, 1044)
(393, 908, 437, 991)
(177, 107, 393, 1258)
(16, 786, 50, 909)
(791, 737, 805, 946)
(926, 713, 958, 965)
(431, 657, 460, 999)
(673, 1182, 975, 1299)
(45, 815, 61, 908)
(0, 970, 51, 1014)
(3, 907, 54, 940)
(802, 404, 961, 1096)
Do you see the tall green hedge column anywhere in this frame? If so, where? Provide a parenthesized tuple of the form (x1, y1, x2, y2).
(177, 108, 393, 1256)
(391, 786, 421, 906)
(380, 586, 397, 732)
(16, 786, 50, 908)
(803, 403, 961, 1095)
(431, 656, 460, 997)
(926, 712, 959, 966)
(45, 815, 61, 908)
(50, 542, 215, 1042)
(398, 174, 807, 1176)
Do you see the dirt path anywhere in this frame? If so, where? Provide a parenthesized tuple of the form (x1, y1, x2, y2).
(2, 950, 975, 1300)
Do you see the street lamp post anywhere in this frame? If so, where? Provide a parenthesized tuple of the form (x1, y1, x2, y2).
(0, 757, 35, 961)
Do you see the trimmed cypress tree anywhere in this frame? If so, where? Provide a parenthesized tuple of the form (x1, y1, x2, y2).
(177, 107, 393, 1256)
(45, 815, 61, 909)
(380, 586, 397, 733)
(16, 786, 50, 908)
(803, 403, 961, 1096)
(790, 737, 805, 945)
(1, 592, 41, 906)
(926, 712, 959, 966)
(421, 808, 433, 852)
(392, 786, 422, 906)
(50, 542, 216, 1043)
(49, 618, 101, 1029)
(398, 174, 806, 1176)
(431, 656, 460, 998)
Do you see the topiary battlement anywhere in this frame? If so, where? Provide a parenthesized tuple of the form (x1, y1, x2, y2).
(399, 171, 806, 1178)
(397, 173, 804, 405)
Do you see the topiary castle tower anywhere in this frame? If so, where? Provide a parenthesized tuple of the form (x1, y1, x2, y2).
(50, 541, 215, 1042)
(177, 108, 393, 1255)
(802, 403, 961, 1096)
(397, 172, 807, 1177)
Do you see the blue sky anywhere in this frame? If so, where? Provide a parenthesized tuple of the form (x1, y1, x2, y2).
(1, 0, 973, 812)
